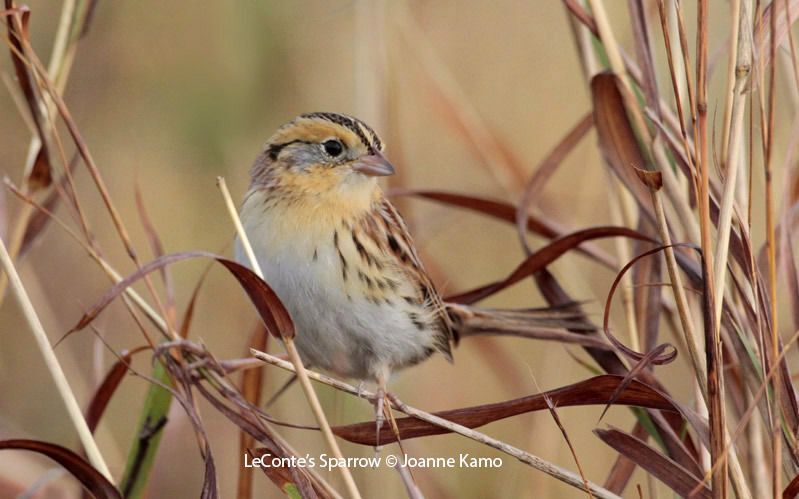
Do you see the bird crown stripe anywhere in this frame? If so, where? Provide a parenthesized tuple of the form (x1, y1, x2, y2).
(301, 112, 379, 153)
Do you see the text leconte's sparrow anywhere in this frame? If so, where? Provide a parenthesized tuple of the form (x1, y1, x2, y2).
(238, 112, 582, 392)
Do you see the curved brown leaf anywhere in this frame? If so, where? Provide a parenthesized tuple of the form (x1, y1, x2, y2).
(86, 346, 151, 432)
(784, 472, 799, 499)
(598, 343, 674, 422)
(591, 72, 654, 222)
(595, 428, 711, 499)
(390, 189, 617, 269)
(0, 439, 121, 498)
(179, 261, 215, 339)
(4, 4, 52, 190)
(602, 244, 696, 365)
(447, 226, 656, 304)
(68, 252, 294, 340)
(134, 181, 175, 317)
(390, 190, 553, 234)
(516, 111, 594, 255)
(603, 422, 648, 494)
(18, 153, 81, 259)
(332, 374, 677, 446)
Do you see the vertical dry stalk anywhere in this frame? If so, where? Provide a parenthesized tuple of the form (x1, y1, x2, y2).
(721, 0, 743, 162)
(696, 0, 727, 496)
(648, 180, 747, 499)
(675, 0, 698, 126)
(589, 2, 755, 494)
(0, 0, 83, 301)
(657, 0, 704, 236)
(217, 178, 362, 499)
(649, 183, 707, 388)
(606, 174, 640, 351)
(566, 3, 601, 79)
(714, 0, 753, 335)
(667, 0, 689, 116)
(588, 0, 652, 142)
(765, 0, 782, 496)
(0, 235, 112, 481)
(663, 0, 693, 196)
(656, 0, 697, 179)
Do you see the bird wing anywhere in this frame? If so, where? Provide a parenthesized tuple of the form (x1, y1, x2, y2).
(374, 197, 455, 358)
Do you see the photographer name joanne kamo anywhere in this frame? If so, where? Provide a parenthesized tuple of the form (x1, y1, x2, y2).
(243, 453, 503, 470)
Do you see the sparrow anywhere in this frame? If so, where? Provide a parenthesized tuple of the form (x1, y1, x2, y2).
(237, 112, 585, 400)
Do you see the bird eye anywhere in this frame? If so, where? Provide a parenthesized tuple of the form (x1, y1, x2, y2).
(322, 139, 344, 157)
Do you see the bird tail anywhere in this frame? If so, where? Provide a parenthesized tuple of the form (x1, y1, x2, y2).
(445, 302, 595, 345)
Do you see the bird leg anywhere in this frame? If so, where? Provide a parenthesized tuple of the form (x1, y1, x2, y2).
(374, 373, 389, 451)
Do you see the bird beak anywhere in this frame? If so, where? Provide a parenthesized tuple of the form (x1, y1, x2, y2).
(352, 153, 396, 177)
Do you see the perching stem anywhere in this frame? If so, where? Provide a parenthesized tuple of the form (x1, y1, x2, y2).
(216, 177, 362, 499)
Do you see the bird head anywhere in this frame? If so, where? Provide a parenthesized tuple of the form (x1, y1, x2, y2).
(250, 112, 395, 198)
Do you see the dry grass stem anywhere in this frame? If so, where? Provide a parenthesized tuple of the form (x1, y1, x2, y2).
(251, 349, 622, 499)
(606, 174, 640, 351)
(713, 0, 753, 334)
(0, 0, 83, 301)
(0, 234, 112, 481)
(650, 187, 707, 389)
(217, 177, 362, 499)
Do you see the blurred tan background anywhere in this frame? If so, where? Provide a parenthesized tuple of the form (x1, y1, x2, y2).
(0, 1, 700, 497)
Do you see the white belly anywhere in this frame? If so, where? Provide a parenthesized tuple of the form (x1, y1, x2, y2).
(237, 197, 435, 380)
